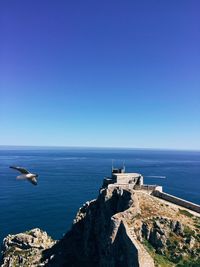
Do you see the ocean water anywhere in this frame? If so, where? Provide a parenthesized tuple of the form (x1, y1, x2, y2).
(0, 147, 200, 243)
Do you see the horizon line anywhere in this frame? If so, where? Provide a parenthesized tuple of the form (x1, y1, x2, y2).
(0, 144, 200, 152)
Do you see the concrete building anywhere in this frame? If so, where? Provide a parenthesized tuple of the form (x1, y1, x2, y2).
(103, 166, 144, 189)
(102, 167, 200, 214)
(103, 166, 162, 193)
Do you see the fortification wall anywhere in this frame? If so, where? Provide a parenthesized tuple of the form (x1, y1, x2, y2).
(134, 185, 163, 192)
(122, 221, 155, 267)
(114, 175, 137, 184)
(153, 190, 200, 214)
(107, 183, 135, 190)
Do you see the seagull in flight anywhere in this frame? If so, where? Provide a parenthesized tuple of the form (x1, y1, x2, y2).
(10, 166, 38, 185)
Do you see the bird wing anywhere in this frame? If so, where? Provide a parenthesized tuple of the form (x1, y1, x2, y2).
(28, 177, 37, 186)
(10, 166, 30, 174)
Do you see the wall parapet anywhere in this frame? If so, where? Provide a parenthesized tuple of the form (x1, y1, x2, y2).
(134, 185, 163, 193)
(122, 220, 155, 267)
(152, 190, 200, 214)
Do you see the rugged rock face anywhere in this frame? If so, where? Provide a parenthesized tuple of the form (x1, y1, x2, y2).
(140, 217, 200, 264)
(43, 187, 154, 267)
(1, 187, 200, 267)
(1, 228, 55, 267)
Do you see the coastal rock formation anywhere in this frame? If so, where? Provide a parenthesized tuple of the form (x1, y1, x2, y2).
(1, 228, 55, 267)
(41, 187, 155, 267)
(1, 187, 200, 267)
(141, 217, 200, 262)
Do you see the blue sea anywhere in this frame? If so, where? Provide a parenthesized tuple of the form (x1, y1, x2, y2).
(0, 147, 200, 243)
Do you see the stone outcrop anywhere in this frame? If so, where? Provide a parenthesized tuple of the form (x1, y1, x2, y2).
(43, 187, 154, 267)
(1, 228, 55, 267)
(1, 187, 200, 267)
(141, 217, 200, 259)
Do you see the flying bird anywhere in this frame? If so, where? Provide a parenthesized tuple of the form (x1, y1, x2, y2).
(10, 166, 38, 185)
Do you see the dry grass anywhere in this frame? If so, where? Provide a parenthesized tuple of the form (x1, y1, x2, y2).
(134, 191, 199, 230)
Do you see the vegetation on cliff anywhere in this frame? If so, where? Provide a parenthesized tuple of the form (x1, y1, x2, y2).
(1, 188, 200, 267)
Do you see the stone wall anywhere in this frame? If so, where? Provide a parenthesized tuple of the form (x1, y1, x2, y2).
(122, 221, 155, 267)
(115, 174, 137, 184)
(153, 190, 200, 214)
(110, 220, 140, 267)
(112, 173, 143, 185)
(134, 185, 163, 193)
(107, 184, 135, 190)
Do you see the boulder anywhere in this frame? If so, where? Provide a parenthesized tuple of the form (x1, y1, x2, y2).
(1, 228, 55, 267)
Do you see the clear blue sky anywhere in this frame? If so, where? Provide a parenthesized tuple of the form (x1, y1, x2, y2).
(0, 1, 200, 149)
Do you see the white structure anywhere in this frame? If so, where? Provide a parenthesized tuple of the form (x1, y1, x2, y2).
(103, 167, 143, 188)
(112, 172, 143, 186)
(103, 167, 162, 193)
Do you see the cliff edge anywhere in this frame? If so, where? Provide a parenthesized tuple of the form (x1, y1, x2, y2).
(1, 187, 200, 267)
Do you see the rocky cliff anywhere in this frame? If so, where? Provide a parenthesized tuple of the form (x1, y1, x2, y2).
(1, 187, 200, 267)
(1, 228, 55, 267)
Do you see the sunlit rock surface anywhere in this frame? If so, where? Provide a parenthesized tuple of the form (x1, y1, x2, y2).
(1, 187, 200, 267)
